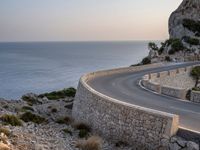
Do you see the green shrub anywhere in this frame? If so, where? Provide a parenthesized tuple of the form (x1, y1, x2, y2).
(38, 87, 76, 100)
(64, 104, 73, 109)
(79, 129, 89, 138)
(3, 105, 9, 109)
(0, 127, 10, 136)
(165, 56, 171, 62)
(62, 128, 73, 136)
(171, 39, 184, 51)
(0, 114, 22, 126)
(183, 36, 199, 45)
(192, 87, 200, 91)
(51, 108, 58, 113)
(74, 122, 91, 132)
(21, 106, 34, 112)
(22, 95, 42, 105)
(191, 66, 200, 87)
(183, 19, 200, 36)
(168, 49, 176, 55)
(20, 112, 45, 124)
(56, 116, 73, 125)
(141, 57, 151, 65)
(115, 141, 129, 147)
(186, 90, 192, 100)
(148, 42, 159, 51)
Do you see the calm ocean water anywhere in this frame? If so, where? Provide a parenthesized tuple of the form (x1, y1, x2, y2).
(0, 41, 150, 99)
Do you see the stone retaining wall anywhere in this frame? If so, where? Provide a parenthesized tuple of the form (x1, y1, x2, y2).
(161, 86, 187, 100)
(142, 65, 197, 100)
(190, 91, 200, 103)
(72, 64, 179, 149)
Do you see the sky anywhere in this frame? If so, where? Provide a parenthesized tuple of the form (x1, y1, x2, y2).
(0, 0, 182, 42)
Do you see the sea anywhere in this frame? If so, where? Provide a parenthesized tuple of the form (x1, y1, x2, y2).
(0, 41, 150, 99)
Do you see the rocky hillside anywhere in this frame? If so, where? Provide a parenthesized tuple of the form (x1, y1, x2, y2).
(145, 0, 200, 64)
(168, 0, 200, 53)
(169, 0, 200, 39)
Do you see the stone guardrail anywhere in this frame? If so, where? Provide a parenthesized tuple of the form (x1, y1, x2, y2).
(142, 65, 197, 100)
(190, 90, 200, 103)
(72, 63, 179, 149)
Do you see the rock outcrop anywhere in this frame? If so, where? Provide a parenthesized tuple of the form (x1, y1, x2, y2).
(169, 0, 200, 39)
(150, 0, 200, 62)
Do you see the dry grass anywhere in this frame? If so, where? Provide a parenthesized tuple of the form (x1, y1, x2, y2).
(76, 136, 102, 150)
(0, 128, 10, 137)
(56, 116, 73, 125)
(0, 114, 22, 126)
(0, 143, 10, 150)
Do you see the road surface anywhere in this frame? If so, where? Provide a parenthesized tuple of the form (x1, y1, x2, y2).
(88, 62, 200, 132)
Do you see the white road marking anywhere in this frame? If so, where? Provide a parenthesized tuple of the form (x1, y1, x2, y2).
(138, 80, 194, 104)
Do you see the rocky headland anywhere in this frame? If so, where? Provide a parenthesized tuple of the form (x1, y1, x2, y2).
(142, 0, 200, 64)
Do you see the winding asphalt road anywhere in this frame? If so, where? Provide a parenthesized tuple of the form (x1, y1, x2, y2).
(88, 62, 200, 132)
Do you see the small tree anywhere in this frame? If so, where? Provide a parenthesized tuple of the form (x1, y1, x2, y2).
(191, 66, 200, 88)
(148, 42, 159, 51)
(141, 57, 151, 65)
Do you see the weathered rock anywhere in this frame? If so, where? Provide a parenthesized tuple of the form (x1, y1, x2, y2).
(187, 141, 199, 150)
(169, 0, 200, 39)
(168, 0, 200, 57)
(169, 142, 181, 150)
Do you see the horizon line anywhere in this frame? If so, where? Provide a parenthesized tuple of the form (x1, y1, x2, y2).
(0, 39, 164, 43)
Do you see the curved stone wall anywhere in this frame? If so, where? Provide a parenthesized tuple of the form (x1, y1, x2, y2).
(72, 64, 179, 149)
(142, 66, 196, 99)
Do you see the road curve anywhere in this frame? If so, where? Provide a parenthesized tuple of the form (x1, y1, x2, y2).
(88, 62, 200, 132)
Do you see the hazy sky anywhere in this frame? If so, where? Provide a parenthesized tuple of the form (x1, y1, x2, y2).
(0, 0, 182, 42)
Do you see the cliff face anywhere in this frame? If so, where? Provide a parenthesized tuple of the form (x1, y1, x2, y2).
(169, 0, 200, 39)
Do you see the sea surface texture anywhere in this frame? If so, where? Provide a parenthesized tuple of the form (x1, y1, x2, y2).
(0, 41, 149, 99)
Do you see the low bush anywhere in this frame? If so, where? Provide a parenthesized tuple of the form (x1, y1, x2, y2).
(168, 49, 176, 55)
(38, 87, 76, 100)
(0, 127, 10, 136)
(165, 56, 171, 62)
(171, 39, 184, 51)
(183, 36, 199, 45)
(2, 105, 9, 109)
(21, 95, 42, 105)
(79, 129, 89, 138)
(73, 122, 91, 132)
(20, 112, 45, 124)
(192, 87, 200, 91)
(21, 106, 34, 112)
(64, 104, 73, 109)
(0, 114, 22, 126)
(51, 108, 58, 113)
(191, 66, 200, 87)
(56, 116, 73, 125)
(76, 136, 102, 150)
(115, 141, 129, 147)
(186, 90, 192, 100)
(182, 19, 200, 36)
(141, 57, 151, 65)
(62, 128, 73, 136)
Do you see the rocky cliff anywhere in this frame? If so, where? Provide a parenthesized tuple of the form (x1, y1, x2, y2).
(169, 0, 200, 39)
